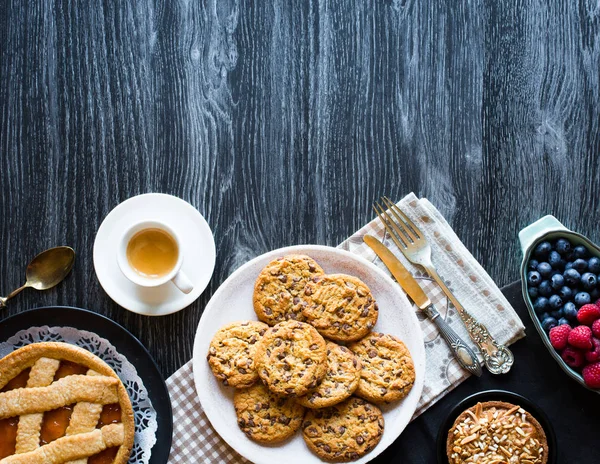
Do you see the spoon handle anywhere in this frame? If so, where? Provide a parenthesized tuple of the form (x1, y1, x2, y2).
(0, 284, 28, 307)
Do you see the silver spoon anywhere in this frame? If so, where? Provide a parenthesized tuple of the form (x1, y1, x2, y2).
(0, 246, 75, 307)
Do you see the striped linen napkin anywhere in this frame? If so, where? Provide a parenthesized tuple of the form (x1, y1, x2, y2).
(167, 192, 525, 463)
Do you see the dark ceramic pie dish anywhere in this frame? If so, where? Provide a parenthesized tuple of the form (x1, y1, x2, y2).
(436, 389, 557, 464)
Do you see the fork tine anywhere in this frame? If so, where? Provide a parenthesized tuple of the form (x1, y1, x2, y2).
(373, 202, 408, 250)
(386, 197, 423, 238)
(373, 203, 407, 250)
(381, 197, 419, 243)
(373, 203, 399, 245)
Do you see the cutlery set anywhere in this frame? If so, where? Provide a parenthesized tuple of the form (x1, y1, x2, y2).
(366, 197, 514, 376)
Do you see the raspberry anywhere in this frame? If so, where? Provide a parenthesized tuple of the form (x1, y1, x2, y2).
(549, 324, 571, 350)
(593, 319, 600, 338)
(577, 304, 600, 326)
(568, 325, 593, 350)
(582, 362, 600, 389)
(585, 338, 600, 363)
(562, 347, 585, 368)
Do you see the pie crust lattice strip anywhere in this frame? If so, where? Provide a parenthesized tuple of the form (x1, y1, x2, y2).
(0, 342, 135, 464)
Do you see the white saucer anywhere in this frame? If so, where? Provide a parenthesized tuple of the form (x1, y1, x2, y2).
(93, 193, 216, 316)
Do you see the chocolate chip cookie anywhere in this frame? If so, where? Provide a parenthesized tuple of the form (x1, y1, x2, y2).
(254, 320, 327, 397)
(296, 342, 361, 409)
(207, 320, 269, 388)
(348, 332, 415, 404)
(302, 397, 384, 462)
(253, 254, 325, 326)
(302, 274, 378, 342)
(234, 382, 306, 443)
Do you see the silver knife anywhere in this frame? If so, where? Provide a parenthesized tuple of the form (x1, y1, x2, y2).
(364, 234, 482, 377)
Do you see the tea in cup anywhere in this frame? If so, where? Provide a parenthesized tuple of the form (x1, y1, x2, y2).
(117, 220, 193, 294)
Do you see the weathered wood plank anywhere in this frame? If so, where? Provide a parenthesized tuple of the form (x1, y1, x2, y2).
(0, 0, 598, 376)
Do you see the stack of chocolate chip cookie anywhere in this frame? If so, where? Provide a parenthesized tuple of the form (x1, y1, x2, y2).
(207, 254, 416, 463)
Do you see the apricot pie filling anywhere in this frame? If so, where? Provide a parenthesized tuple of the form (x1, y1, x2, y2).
(0, 342, 134, 464)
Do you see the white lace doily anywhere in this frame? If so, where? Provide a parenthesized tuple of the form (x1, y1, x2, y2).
(0, 326, 158, 464)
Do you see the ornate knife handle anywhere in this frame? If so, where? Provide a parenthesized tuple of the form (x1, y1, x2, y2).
(425, 265, 514, 375)
(422, 304, 482, 377)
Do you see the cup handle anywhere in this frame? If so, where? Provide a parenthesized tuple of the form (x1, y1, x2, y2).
(171, 270, 193, 294)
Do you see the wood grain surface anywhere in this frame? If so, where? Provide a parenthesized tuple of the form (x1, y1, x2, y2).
(0, 0, 599, 377)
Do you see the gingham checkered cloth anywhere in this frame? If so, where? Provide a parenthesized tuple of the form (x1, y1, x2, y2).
(167, 193, 525, 463)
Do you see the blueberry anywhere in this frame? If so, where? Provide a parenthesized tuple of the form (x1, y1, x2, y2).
(557, 317, 571, 327)
(536, 262, 553, 278)
(573, 258, 588, 273)
(565, 262, 574, 271)
(549, 294, 563, 310)
(528, 259, 539, 271)
(573, 245, 588, 259)
(574, 292, 591, 307)
(555, 238, 572, 255)
(548, 251, 562, 268)
(591, 288, 600, 301)
(563, 301, 578, 320)
(551, 273, 565, 290)
(550, 308, 564, 319)
(581, 272, 597, 291)
(538, 280, 553, 297)
(588, 257, 600, 274)
(534, 241, 552, 259)
(558, 286, 573, 301)
(541, 316, 558, 332)
(526, 271, 541, 287)
(564, 269, 581, 286)
(533, 297, 550, 313)
(528, 287, 539, 299)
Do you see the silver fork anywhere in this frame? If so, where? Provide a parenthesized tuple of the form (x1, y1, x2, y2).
(374, 197, 514, 375)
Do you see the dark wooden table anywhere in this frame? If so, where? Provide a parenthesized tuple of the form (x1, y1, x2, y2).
(1, 1, 599, 383)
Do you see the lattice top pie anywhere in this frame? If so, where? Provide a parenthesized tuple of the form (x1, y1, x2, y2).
(0, 342, 135, 464)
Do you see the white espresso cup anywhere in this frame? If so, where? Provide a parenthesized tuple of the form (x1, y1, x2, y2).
(117, 220, 194, 294)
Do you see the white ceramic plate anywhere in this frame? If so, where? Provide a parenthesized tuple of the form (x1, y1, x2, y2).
(93, 193, 216, 316)
(193, 245, 425, 464)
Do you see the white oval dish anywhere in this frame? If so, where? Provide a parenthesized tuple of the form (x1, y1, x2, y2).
(519, 215, 600, 394)
(192, 245, 425, 464)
